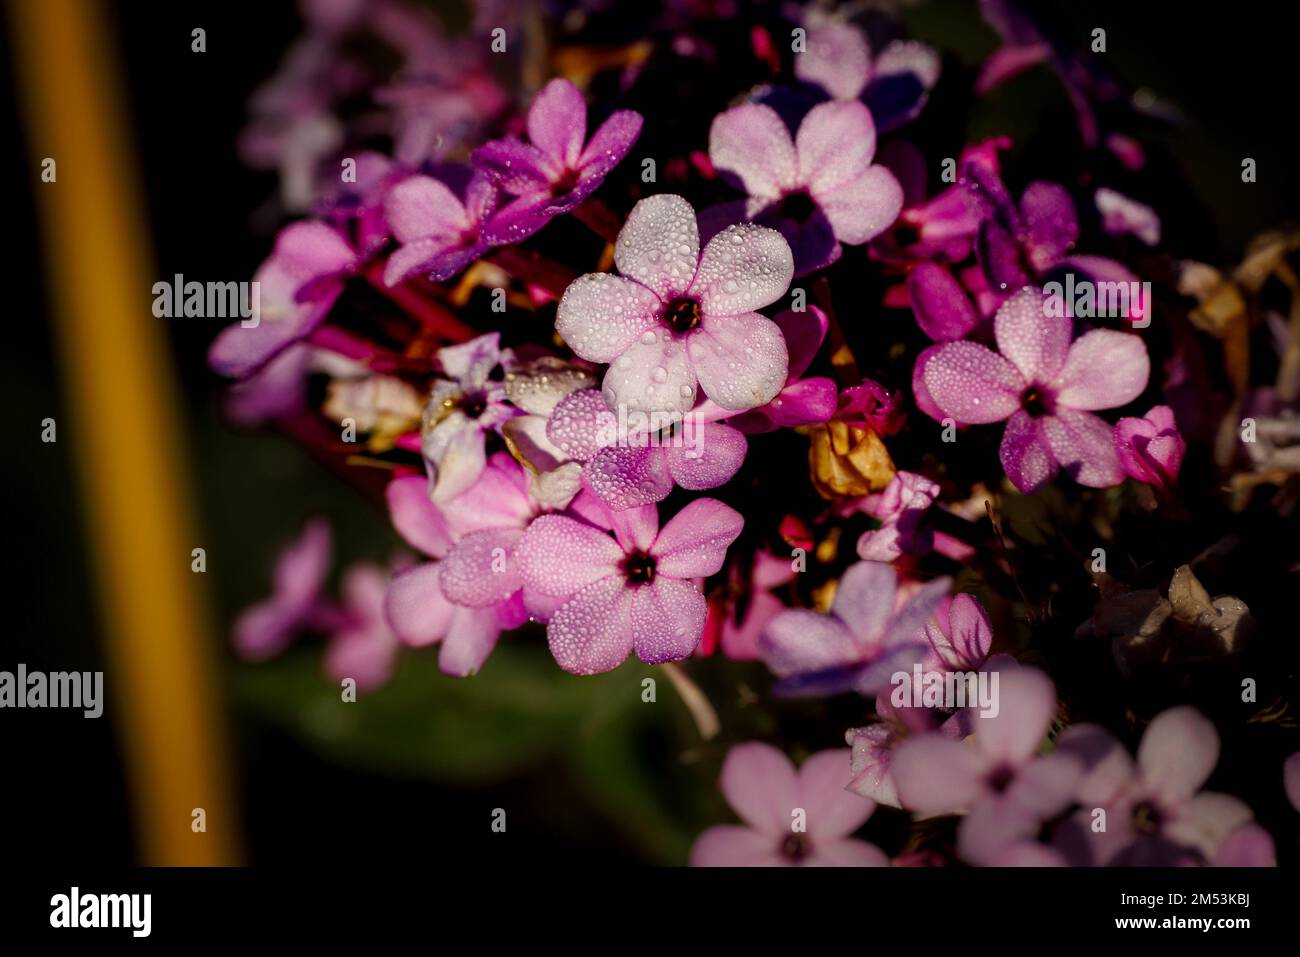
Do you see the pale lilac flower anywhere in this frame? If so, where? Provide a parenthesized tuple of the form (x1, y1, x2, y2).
(383, 453, 536, 676)
(855, 471, 940, 562)
(691, 743, 886, 867)
(892, 667, 1083, 865)
(209, 221, 358, 379)
(382, 170, 499, 285)
(708, 100, 903, 273)
(233, 517, 333, 661)
(471, 78, 642, 243)
(1053, 708, 1260, 866)
(422, 333, 519, 503)
(323, 561, 402, 691)
(516, 497, 743, 675)
(759, 560, 951, 697)
(224, 343, 313, 426)
(1095, 188, 1161, 246)
(794, 20, 941, 132)
(1113, 405, 1185, 491)
(915, 285, 1150, 492)
(556, 194, 794, 417)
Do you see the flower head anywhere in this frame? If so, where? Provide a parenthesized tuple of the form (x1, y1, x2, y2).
(1113, 405, 1185, 491)
(472, 78, 642, 243)
(516, 497, 743, 674)
(915, 285, 1150, 492)
(691, 742, 886, 867)
(382, 170, 499, 285)
(232, 517, 333, 660)
(557, 193, 794, 417)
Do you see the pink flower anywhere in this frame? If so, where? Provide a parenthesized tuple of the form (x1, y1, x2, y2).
(703, 549, 797, 661)
(383, 454, 535, 676)
(892, 667, 1083, 865)
(209, 221, 358, 379)
(381, 170, 499, 285)
(556, 194, 794, 417)
(1053, 708, 1261, 866)
(1113, 405, 1185, 491)
(690, 742, 886, 867)
(422, 333, 519, 503)
(855, 470, 940, 562)
(707, 100, 903, 274)
(232, 517, 333, 661)
(323, 562, 402, 692)
(915, 285, 1150, 492)
(759, 560, 951, 697)
(471, 78, 642, 243)
(919, 593, 995, 674)
(516, 497, 743, 674)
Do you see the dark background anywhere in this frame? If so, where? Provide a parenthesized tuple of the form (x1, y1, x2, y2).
(3, 0, 1297, 866)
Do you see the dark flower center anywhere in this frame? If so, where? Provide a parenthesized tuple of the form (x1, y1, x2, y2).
(1132, 800, 1163, 835)
(621, 550, 657, 585)
(893, 222, 921, 247)
(986, 763, 1016, 794)
(781, 832, 812, 862)
(779, 189, 817, 223)
(460, 393, 488, 419)
(1020, 386, 1053, 418)
(551, 167, 580, 197)
(663, 296, 702, 334)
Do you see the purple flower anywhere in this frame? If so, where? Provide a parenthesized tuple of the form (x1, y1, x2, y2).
(422, 333, 519, 503)
(892, 667, 1083, 865)
(1053, 708, 1261, 866)
(556, 194, 794, 417)
(691, 742, 886, 867)
(707, 101, 903, 274)
(382, 171, 499, 285)
(915, 285, 1150, 492)
(471, 78, 642, 243)
(1113, 405, 1185, 491)
(232, 517, 333, 661)
(1095, 187, 1161, 246)
(516, 497, 743, 675)
(209, 221, 357, 379)
(794, 20, 941, 132)
(383, 453, 536, 676)
(906, 263, 981, 342)
(759, 561, 951, 697)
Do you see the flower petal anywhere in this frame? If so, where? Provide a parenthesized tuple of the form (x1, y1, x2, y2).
(470, 138, 555, 194)
(907, 263, 979, 342)
(438, 605, 502, 676)
(585, 445, 674, 510)
(797, 748, 876, 838)
(1053, 329, 1150, 410)
(666, 422, 747, 491)
(386, 475, 452, 558)
(993, 285, 1070, 385)
(556, 272, 661, 363)
(1041, 408, 1124, 487)
(719, 741, 799, 834)
(602, 327, 699, 417)
(527, 78, 586, 170)
(577, 110, 643, 180)
(921, 340, 1023, 423)
(631, 577, 708, 663)
(650, 497, 744, 578)
(516, 514, 625, 599)
(686, 313, 789, 411)
(977, 666, 1056, 765)
(546, 387, 616, 462)
(797, 100, 877, 196)
(759, 610, 861, 678)
(547, 574, 636, 674)
(817, 165, 904, 245)
(829, 560, 897, 649)
(794, 23, 870, 100)
(384, 562, 454, 647)
(614, 194, 700, 300)
(383, 175, 470, 244)
(690, 825, 785, 867)
(693, 224, 794, 316)
(438, 527, 523, 607)
(999, 409, 1058, 492)
(708, 102, 797, 200)
(892, 735, 988, 814)
(1137, 706, 1219, 803)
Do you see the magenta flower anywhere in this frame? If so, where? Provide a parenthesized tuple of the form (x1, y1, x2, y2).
(471, 78, 642, 243)
(708, 100, 903, 274)
(209, 221, 357, 379)
(905, 263, 980, 342)
(323, 561, 402, 692)
(382, 170, 499, 285)
(232, 517, 333, 661)
(915, 285, 1150, 492)
(1113, 405, 1185, 491)
(516, 497, 743, 674)
(556, 193, 794, 417)
(383, 454, 535, 676)
(545, 387, 748, 510)
(691, 742, 886, 867)
(759, 560, 951, 697)
(1054, 708, 1260, 866)
(892, 667, 1083, 865)
(422, 333, 519, 503)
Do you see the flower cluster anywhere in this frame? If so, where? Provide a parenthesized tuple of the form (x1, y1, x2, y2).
(216, 0, 1300, 867)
